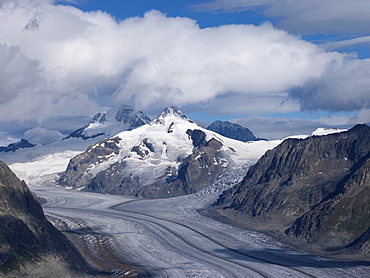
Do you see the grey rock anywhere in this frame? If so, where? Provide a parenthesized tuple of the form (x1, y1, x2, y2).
(0, 161, 91, 275)
(59, 137, 122, 188)
(0, 139, 35, 153)
(186, 129, 207, 148)
(138, 137, 225, 198)
(207, 120, 257, 142)
(214, 124, 370, 256)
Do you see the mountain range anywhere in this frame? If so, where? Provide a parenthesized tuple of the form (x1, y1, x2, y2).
(66, 105, 260, 143)
(212, 124, 370, 257)
(3, 103, 368, 265)
(58, 107, 274, 198)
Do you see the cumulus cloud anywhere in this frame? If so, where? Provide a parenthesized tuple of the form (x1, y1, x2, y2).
(0, 0, 369, 130)
(289, 57, 370, 112)
(0, 133, 19, 147)
(0, 43, 43, 104)
(192, 0, 370, 35)
(24, 126, 63, 144)
(0, 0, 349, 116)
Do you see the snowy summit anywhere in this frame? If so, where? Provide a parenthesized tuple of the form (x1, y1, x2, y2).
(59, 107, 279, 198)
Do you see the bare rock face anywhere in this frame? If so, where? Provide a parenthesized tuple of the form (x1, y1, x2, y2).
(59, 137, 122, 189)
(0, 161, 91, 276)
(207, 120, 257, 142)
(214, 124, 370, 256)
(138, 137, 224, 198)
(0, 139, 35, 153)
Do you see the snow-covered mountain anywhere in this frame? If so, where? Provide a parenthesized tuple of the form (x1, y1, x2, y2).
(59, 107, 280, 198)
(65, 104, 151, 140)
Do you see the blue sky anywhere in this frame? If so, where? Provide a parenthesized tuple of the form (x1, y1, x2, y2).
(69, 0, 270, 28)
(0, 0, 370, 143)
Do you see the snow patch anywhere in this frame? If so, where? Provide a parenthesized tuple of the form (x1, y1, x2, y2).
(311, 127, 347, 136)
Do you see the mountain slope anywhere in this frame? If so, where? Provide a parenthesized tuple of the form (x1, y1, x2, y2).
(213, 124, 370, 256)
(0, 161, 91, 276)
(0, 139, 35, 153)
(65, 104, 151, 140)
(59, 107, 279, 198)
(207, 120, 257, 142)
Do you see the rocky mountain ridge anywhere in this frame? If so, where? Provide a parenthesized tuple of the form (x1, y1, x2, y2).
(65, 104, 151, 140)
(0, 139, 35, 153)
(0, 161, 91, 276)
(213, 124, 370, 257)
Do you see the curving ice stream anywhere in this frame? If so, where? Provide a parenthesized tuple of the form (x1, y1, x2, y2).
(31, 184, 370, 278)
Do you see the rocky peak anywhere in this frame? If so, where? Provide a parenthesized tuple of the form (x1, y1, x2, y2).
(152, 106, 193, 125)
(0, 139, 36, 153)
(207, 120, 257, 142)
(89, 104, 151, 127)
(65, 104, 151, 140)
(90, 112, 107, 124)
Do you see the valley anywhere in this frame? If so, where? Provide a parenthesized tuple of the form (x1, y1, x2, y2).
(33, 183, 370, 277)
(1, 106, 369, 277)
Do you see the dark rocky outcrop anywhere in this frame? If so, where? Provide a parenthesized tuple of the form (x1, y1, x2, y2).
(213, 124, 370, 257)
(59, 137, 122, 189)
(65, 125, 104, 140)
(0, 139, 35, 153)
(207, 120, 257, 142)
(186, 129, 207, 148)
(0, 161, 91, 276)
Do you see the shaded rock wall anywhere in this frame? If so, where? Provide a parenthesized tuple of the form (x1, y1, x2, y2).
(214, 124, 370, 255)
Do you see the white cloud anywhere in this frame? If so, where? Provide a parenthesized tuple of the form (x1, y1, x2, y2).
(289, 57, 370, 111)
(321, 36, 370, 52)
(0, 1, 348, 117)
(24, 126, 63, 144)
(0, 0, 369, 131)
(0, 133, 19, 147)
(192, 0, 370, 35)
(0, 43, 43, 104)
